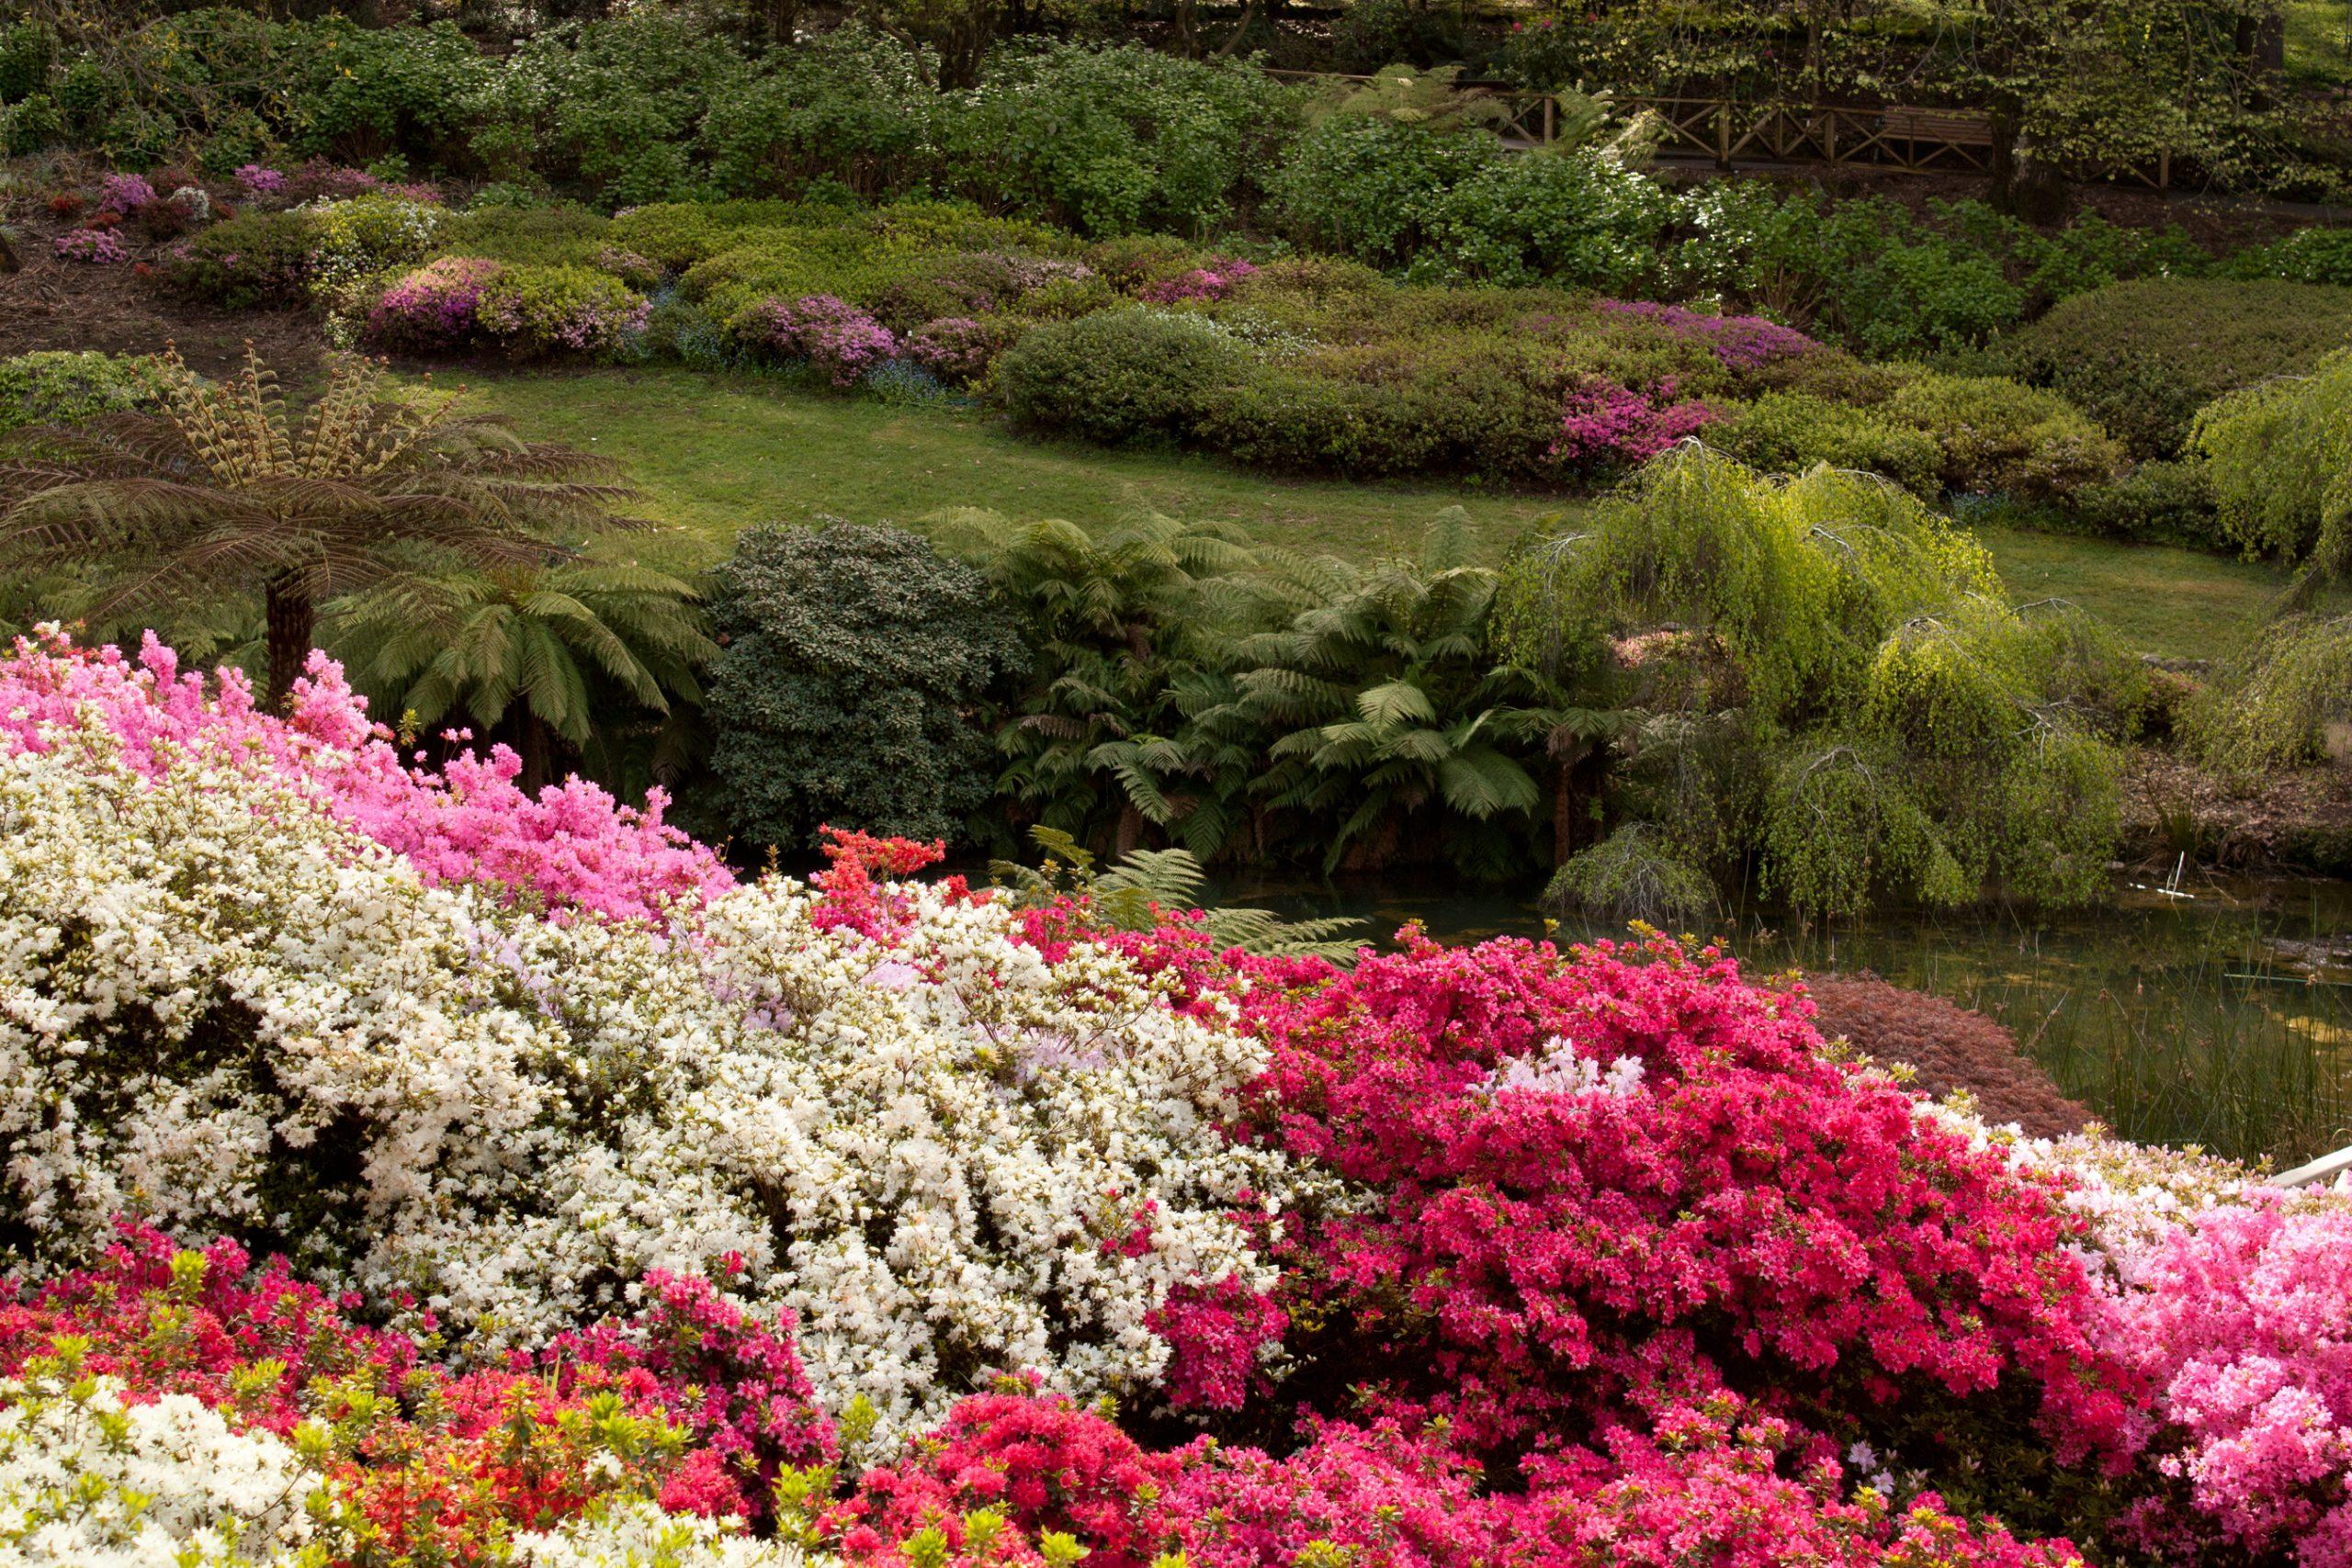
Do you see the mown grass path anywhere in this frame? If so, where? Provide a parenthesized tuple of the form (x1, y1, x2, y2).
(450, 366, 2316, 660)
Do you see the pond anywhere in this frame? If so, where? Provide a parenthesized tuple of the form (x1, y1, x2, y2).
(1215, 869, 2352, 1168)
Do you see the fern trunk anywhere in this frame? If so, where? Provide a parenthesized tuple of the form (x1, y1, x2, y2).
(264, 573, 315, 709)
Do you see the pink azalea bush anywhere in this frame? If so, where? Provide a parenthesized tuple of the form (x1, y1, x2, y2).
(2106, 1198, 2352, 1565)
(1554, 375, 1720, 466)
(366, 254, 502, 349)
(741, 293, 900, 385)
(52, 226, 129, 264)
(908, 314, 1020, 385)
(8, 631, 2352, 1568)
(1136, 258, 1260, 305)
(1601, 299, 1821, 369)
(0, 630, 730, 922)
(98, 172, 157, 214)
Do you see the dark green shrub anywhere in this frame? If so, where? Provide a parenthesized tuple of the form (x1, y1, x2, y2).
(1883, 370, 2126, 500)
(2, 92, 58, 153)
(1996, 278, 2352, 458)
(2066, 461, 2224, 550)
(0, 21, 54, 102)
(1333, 0, 1464, 72)
(1410, 146, 1674, 292)
(165, 210, 317, 308)
(1714, 392, 1943, 497)
(1193, 368, 1444, 475)
(994, 309, 1250, 446)
(700, 522, 1025, 851)
(2228, 226, 2352, 287)
(435, 204, 611, 266)
(1267, 117, 1499, 271)
(0, 352, 160, 435)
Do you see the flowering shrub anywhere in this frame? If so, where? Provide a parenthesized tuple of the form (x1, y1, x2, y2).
(2106, 1198, 2352, 1564)
(368, 254, 502, 350)
(52, 227, 127, 264)
(1552, 375, 1718, 466)
(235, 163, 287, 196)
(1222, 931, 2137, 1472)
(740, 295, 900, 386)
(1136, 258, 1260, 304)
(1600, 299, 1820, 369)
(0, 636, 1293, 1442)
(907, 315, 1021, 386)
(96, 171, 155, 214)
(0, 632, 729, 922)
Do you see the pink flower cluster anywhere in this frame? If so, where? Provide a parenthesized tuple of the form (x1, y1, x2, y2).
(1136, 258, 1260, 305)
(98, 172, 157, 214)
(1553, 375, 1718, 466)
(0, 631, 732, 924)
(908, 315, 1014, 385)
(1210, 931, 2139, 1468)
(2106, 1199, 2352, 1565)
(744, 293, 900, 386)
(367, 254, 501, 350)
(1601, 299, 1820, 369)
(235, 164, 288, 195)
(52, 226, 128, 264)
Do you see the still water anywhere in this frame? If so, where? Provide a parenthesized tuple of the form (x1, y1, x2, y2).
(1216, 870, 2352, 1168)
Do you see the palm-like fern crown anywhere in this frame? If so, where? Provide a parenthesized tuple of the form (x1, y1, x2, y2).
(0, 345, 644, 616)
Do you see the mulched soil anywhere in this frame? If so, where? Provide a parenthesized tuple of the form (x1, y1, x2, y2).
(1802, 973, 2097, 1137)
(2, 159, 324, 378)
(2121, 746, 2352, 872)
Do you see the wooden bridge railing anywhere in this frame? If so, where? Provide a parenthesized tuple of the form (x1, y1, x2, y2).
(1268, 71, 2176, 191)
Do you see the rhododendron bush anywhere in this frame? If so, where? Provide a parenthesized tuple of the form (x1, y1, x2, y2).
(4, 630, 2350, 1568)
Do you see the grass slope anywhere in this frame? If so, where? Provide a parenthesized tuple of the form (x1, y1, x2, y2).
(450, 366, 2312, 660)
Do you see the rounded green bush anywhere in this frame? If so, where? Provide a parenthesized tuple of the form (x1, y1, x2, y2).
(994, 308, 1250, 446)
(1996, 278, 2352, 458)
(0, 352, 160, 435)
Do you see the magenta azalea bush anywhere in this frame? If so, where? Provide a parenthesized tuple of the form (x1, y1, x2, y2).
(0, 628, 2345, 1568)
(741, 293, 900, 385)
(367, 257, 649, 358)
(53, 227, 128, 264)
(1553, 375, 1720, 465)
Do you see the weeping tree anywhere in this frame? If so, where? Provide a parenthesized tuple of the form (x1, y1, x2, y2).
(1498, 446, 2144, 916)
(0, 349, 641, 706)
(2188, 350, 2352, 774)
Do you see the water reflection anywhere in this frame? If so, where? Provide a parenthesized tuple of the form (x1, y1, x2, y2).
(1214, 872, 2352, 1167)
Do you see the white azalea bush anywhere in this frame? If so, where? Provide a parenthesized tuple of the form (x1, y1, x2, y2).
(0, 1371, 324, 1566)
(0, 713, 1296, 1439)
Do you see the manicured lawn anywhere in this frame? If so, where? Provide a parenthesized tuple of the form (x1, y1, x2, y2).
(450, 367, 1557, 569)
(447, 366, 2314, 660)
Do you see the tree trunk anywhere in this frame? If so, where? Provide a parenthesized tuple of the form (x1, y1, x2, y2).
(264, 573, 315, 710)
(516, 710, 557, 795)
(1554, 758, 1576, 867)
(0, 227, 18, 274)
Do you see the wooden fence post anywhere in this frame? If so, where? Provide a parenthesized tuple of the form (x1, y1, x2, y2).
(1543, 94, 1555, 145)
(1715, 101, 1732, 167)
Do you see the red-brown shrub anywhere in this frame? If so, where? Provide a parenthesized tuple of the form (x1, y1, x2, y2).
(1803, 974, 2093, 1138)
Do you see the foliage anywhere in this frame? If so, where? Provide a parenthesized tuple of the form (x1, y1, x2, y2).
(0, 670, 1293, 1441)
(2192, 347, 2352, 568)
(989, 828, 1364, 961)
(1997, 278, 2352, 458)
(2188, 611, 2352, 773)
(0, 351, 159, 435)
(995, 308, 1250, 446)
(1543, 821, 1715, 923)
(1883, 370, 2127, 501)
(700, 522, 1024, 850)
(1498, 447, 2137, 913)
(0, 348, 637, 702)
(332, 559, 715, 790)
(1715, 391, 1944, 498)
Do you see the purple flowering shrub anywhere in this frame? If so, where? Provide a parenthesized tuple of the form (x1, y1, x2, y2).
(907, 315, 1023, 385)
(234, 164, 288, 196)
(1600, 299, 1821, 370)
(54, 228, 129, 265)
(97, 173, 157, 215)
(366, 258, 648, 359)
(740, 294, 900, 386)
(1554, 375, 1720, 466)
(1136, 257, 1261, 305)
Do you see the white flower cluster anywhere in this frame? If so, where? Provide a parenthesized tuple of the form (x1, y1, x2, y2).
(511, 1500, 837, 1568)
(1478, 1035, 1646, 1101)
(0, 1374, 323, 1567)
(0, 726, 1298, 1442)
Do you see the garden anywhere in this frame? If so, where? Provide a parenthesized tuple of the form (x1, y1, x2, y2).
(8, 0, 2352, 1564)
